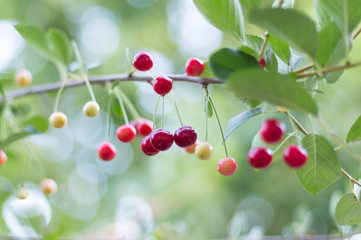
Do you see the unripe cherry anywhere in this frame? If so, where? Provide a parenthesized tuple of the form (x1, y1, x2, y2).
(16, 187, 30, 200)
(184, 139, 199, 154)
(195, 142, 213, 160)
(49, 112, 67, 128)
(15, 69, 32, 87)
(83, 101, 100, 117)
(0, 150, 7, 166)
(133, 51, 153, 71)
(116, 124, 136, 143)
(40, 178, 58, 195)
(185, 58, 204, 76)
(217, 157, 237, 176)
(98, 142, 117, 161)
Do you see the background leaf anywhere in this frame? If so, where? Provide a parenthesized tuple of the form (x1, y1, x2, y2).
(346, 115, 361, 143)
(198, 61, 216, 79)
(335, 193, 361, 225)
(249, 8, 318, 58)
(21, 116, 49, 133)
(0, 131, 35, 149)
(47, 28, 73, 65)
(193, 0, 245, 42)
(227, 70, 318, 114)
(268, 35, 291, 64)
(295, 134, 341, 196)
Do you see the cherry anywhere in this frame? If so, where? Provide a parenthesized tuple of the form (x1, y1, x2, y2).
(283, 145, 308, 168)
(40, 178, 58, 195)
(15, 69, 32, 87)
(259, 58, 266, 68)
(217, 157, 237, 176)
(49, 112, 67, 129)
(260, 118, 286, 143)
(150, 129, 174, 151)
(174, 126, 197, 148)
(16, 187, 30, 200)
(185, 58, 204, 76)
(98, 142, 117, 161)
(133, 51, 153, 71)
(195, 142, 213, 160)
(185, 139, 199, 154)
(0, 150, 7, 166)
(153, 76, 173, 96)
(138, 119, 153, 136)
(247, 147, 272, 169)
(83, 101, 100, 117)
(141, 135, 159, 156)
(116, 124, 136, 143)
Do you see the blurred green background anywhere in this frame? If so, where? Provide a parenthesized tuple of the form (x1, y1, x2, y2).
(0, 0, 361, 239)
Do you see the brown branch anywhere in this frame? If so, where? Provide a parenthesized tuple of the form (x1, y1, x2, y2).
(296, 61, 361, 79)
(342, 168, 361, 188)
(0, 74, 222, 103)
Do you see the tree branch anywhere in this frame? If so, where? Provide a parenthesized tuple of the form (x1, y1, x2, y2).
(0, 74, 222, 103)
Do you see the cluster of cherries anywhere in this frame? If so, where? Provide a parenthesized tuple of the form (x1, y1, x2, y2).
(248, 118, 308, 169)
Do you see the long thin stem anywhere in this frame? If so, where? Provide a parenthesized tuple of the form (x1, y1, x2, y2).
(162, 96, 165, 129)
(53, 81, 66, 112)
(293, 64, 314, 73)
(284, 111, 308, 135)
(116, 88, 141, 120)
(116, 93, 129, 125)
(209, 96, 228, 157)
(205, 88, 210, 142)
(170, 91, 184, 126)
(152, 96, 161, 130)
(259, 33, 269, 58)
(106, 95, 112, 142)
(344, 0, 350, 63)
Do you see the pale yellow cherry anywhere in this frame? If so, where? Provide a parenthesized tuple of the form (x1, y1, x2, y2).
(16, 187, 30, 200)
(195, 142, 213, 160)
(15, 69, 32, 87)
(49, 112, 67, 128)
(83, 101, 100, 117)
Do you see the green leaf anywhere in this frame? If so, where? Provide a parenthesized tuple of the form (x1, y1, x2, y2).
(268, 35, 291, 64)
(238, 46, 259, 59)
(22, 116, 49, 133)
(0, 131, 35, 149)
(209, 48, 259, 82)
(346, 115, 361, 143)
(239, 0, 262, 8)
(314, 0, 332, 27)
(14, 25, 51, 57)
(0, 82, 4, 96)
(224, 107, 262, 141)
(335, 193, 361, 225)
(245, 34, 278, 72)
(295, 134, 341, 196)
(193, 0, 245, 42)
(11, 103, 31, 117)
(227, 70, 318, 114)
(112, 97, 123, 117)
(204, 97, 213, 118)
(47, 28, 72, 65)
(316, 0, 361, 33)
(199, 61, 215, 79)
(249, 8, 318, 57)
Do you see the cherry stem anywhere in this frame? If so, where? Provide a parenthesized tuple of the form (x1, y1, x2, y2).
(53, 81, 66, 113)
(259, 33, 269, 58)
(153, 95, 161, 130)
(284, 111, 308, 136)
(116, 88, 141, 120)
(115, 91, 129, 125)
(341, 168, 361, 188)
(204, 87, 210, 142)
(162, 96, 165, 129)
(106, 94, 113, 142)
(209, 96, 228, 158)
(170, 91, 184, 126)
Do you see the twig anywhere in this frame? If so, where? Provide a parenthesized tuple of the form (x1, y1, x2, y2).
(296, 61, 361, 79)
(342, 168, 361, 187)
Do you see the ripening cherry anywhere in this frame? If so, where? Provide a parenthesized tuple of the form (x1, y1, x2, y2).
(116, 124, 136, 143)
(153, 76, 173, 96)
(150, 129, 174, 151)
(133, 51, 153, 71)
(83, 101, 100, 117)
(217, 157, 238, 176)
(260, 118, 286, 143)
(0, 150, 7, 166)
(15, 69, 32, 87)
(259, 58, 266, 68)
(131, 118, 153, 136)
(283, 145, 308, 168)
(16, 187, 30, 200)
(40, 178, 58, 195)
(247, 147, 273, 169)
(49, 112, 67, 128)
(184, 139, 199, 154)
(141, 135, 159, 156)
(195, 142, 213, 160)
(174, 126, 197, 148)
(185, 58, 204, 76)
(98, 142, 117, 161)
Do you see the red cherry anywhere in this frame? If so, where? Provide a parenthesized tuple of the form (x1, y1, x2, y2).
(150, 129, 174, 151)
(260, 118, 286, 143)
(98, 142, 116, 161)
(283, 145, 308, 168)
(133, 51, 153, 71)
(247, 147, 272, 169)
(130, 120, 139, 133)
(185, 58, 204, 76)
(0, 150, 7, 166)
(259, 58, 266, 68)
(130, 119, 153, 136)
(116, 124, 136, 143)
(217, 157, 237, 176)
(141, 135, 159, 156)
(153, 76, 173, 96)
(174, 126, 197, 148)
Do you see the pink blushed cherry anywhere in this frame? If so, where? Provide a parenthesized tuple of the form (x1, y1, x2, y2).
(133, 51, 153, 71)
(0, 150, 7, 166)
(283, 145, 308, 168)
(116, 124, 136, 143)
(174, 126, 197, 148)
(247, 147, 272, 169)
(217, 157, 237, 176)
(141, 135, 159, 156)
(98, 142, 116, 161)
(185, 58, 204, 76)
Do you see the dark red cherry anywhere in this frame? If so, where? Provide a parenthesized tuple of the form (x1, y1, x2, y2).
(150, 129, 174, 151)
(141, 135, 159, 156)
(185, 58, 204, 76)
(174, 126, 197, 148)
(283, 145, 308, 168)
(247, 147, 272, 169)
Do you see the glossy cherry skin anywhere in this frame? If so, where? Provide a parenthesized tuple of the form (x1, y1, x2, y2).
(259, 58, 266, 68)
(195, 142, 213, 160)
(260, 119, 286, 143)
(131, 119, 153, 136)
(150, 129, 174, 151)
(247, 147, 272, 169)
(153, 76, 173, 96)
(133, 51, 153, 71)
(174, 126, 197, 148)
(98, 142, 117, 161)
(141, 135, 159, 156)
(116, 124, 136, 143)
(283, 145, 308, 168)
(185, 58, 204, 76)
(217, 157, 238, 176)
